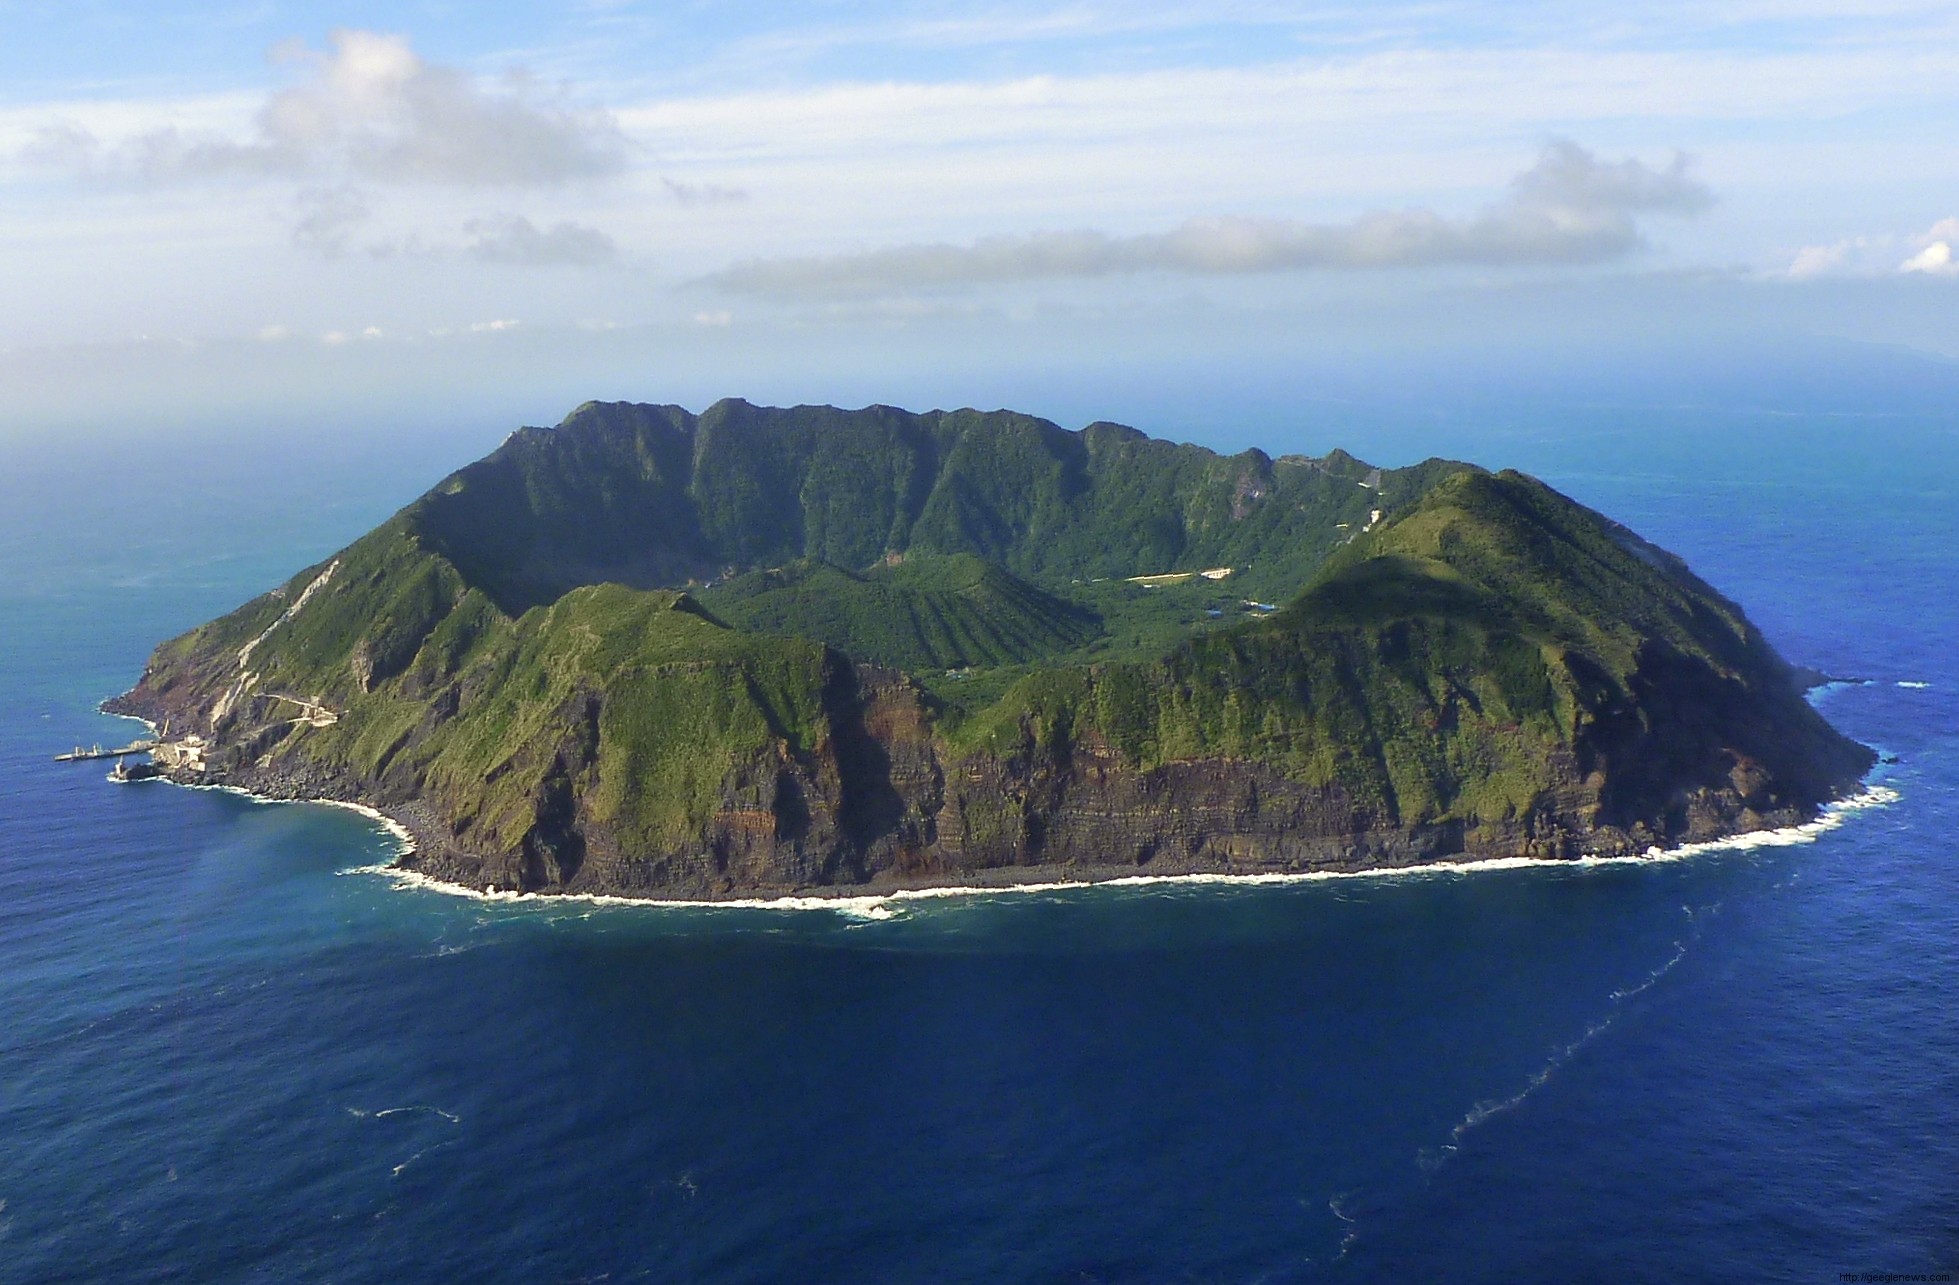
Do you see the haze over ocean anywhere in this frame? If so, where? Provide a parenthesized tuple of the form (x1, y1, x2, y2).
(7, 2, 1959, 1277)
(1, 379, 1953, 1281)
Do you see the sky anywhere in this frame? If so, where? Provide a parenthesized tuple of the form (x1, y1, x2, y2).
(3, 1, 1959, 443)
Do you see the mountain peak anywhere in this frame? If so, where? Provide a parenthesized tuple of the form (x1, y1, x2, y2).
(108, 397, 1873, 900)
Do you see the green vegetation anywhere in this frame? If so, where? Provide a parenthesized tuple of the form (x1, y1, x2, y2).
(121, 398, 1869, 891)
(938, 464, 1842, 831)
(400, 398, 1470, 613)
(700, 553, 1099, 672)
(191, 574, 839, 866)
(406, 585, 834, 859)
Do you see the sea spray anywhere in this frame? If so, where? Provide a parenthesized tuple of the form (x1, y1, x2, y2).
(332, 782, 1901, 917)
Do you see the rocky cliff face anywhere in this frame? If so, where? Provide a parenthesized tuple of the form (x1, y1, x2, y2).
(111, 640, 1866, 899)
(106, 401, 1875, 900)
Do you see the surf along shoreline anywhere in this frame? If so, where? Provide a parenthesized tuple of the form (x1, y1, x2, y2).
(108, 706, 1899, 914)
(344, 781, 1900, 918)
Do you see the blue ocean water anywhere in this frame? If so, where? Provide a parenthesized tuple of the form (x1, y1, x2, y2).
(0, 408, 1953, 1282)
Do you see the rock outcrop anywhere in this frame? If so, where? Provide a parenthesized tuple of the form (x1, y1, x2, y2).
(107, 400, 1875, 899)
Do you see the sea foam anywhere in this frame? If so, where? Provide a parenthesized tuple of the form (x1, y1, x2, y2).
(130, 711, 1897, 918)
(170, 782, 419, 856)
(334, 782, 1901, 918)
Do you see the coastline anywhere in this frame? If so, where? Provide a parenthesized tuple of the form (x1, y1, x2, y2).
(100, 700, 1898, 915)
(98, 710, 421, 861)
(338, 781, 1901, 915)
(321, 778, 1897, 916)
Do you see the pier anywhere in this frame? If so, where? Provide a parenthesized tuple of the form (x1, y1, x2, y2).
(54, 740, 156, 763)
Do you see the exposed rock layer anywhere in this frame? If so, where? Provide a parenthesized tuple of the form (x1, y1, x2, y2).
(106, 399, 1875, 900)
(110, 649, 1865, 901)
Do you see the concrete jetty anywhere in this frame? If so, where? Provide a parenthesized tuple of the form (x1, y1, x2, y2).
(54, 740, 155, 762)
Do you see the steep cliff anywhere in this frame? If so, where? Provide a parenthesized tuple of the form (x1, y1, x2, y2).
(109, 400, 1873, 898)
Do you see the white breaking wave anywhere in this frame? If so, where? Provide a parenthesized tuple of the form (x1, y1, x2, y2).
(1633, 783, 1898, 860)
(338, 782, 1901, 917)
(390, 1140, 459, 1179)
(1898, 680, 1932, 689)
(309, 799, 416, 853)
(175, 782, 417, 857)
(1420, 1012, 1621, 1174)
(373, 1106, 460, 1123)
(1424, 897, 1718, 1175)
(1327, 1192, 1363, 1260)
(1608, 938, 1690, 1003)
(349, 1104, 460, 1123)
(141, 748, 1896, 918)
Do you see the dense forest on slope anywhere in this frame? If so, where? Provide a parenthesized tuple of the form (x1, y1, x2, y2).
(113, 399, 1873, 897)
(408, 399, 1460, 612)
(697, 555, 1101, 673)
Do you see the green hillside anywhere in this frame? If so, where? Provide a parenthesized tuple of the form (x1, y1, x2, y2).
(699, 554, 1101, 672)
(949, 469, 1859, 837)
(403, 398, 1465, 613)
(112, 399, 1874, 897)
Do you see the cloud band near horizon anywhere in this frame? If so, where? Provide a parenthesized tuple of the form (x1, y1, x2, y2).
(703, 141, 1710, 297)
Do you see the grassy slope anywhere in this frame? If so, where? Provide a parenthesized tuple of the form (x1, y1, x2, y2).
(945, 469, 1856, 834)
(698, 553, 1101, 673)
(400, 398, 1465, 612)
(125, 404, 1865, 877)
(180, 543, 840, 863)
(397, 585, 834, 858)
(142, 478, 840, 860)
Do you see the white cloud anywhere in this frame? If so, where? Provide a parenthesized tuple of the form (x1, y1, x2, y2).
(1902, 215, 1959, 276)
(1793, 217, 1959, 279)
(1784, 238, 1863, 279)
(468, 318, 521, 332)
(1900, 240, 1956, 275)
(40, 30, 626, 188)
(8, 11, 1959, 360)
(464, 214, 616, 265)
(704, 140, 1710, 296)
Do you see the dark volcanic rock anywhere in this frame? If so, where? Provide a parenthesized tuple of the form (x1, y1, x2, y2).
(106, 400, 1876, 901)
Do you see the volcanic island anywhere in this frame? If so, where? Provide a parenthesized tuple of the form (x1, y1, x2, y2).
(107, 399, 1874, 900)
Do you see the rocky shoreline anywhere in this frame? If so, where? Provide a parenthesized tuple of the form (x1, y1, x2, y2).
(99, 404, 1878, 904)
(109, 679, 1839, 904)
(119, 750, 1869, 905)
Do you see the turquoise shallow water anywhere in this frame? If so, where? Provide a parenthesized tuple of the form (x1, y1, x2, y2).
(0, 409, 1953, 1282)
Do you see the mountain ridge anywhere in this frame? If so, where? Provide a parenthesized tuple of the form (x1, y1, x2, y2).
(107, 399, 1875, 899)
